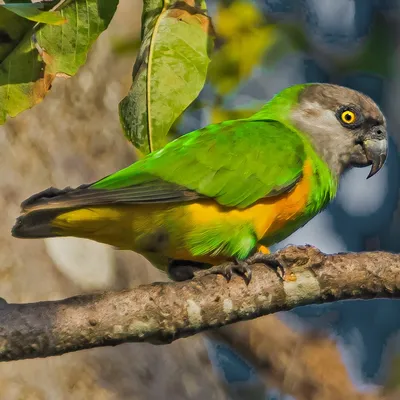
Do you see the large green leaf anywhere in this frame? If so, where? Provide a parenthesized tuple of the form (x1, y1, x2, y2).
(0, 0, 119, 123)
(119, 0, 214, 155)
(3, 3, 67, 25)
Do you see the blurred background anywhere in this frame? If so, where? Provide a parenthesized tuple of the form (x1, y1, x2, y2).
(178, 1, 400, 398)
(1, 0, 400, 399)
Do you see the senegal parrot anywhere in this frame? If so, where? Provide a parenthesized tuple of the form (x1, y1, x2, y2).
(12, 83, 388, 282)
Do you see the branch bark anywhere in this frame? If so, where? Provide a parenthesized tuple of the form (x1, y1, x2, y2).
(0, 245, 399, 362)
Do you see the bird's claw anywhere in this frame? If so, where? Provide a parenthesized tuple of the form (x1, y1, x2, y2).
(195, 259, 253, 285)
(244, 252, 293, 282)
(195, 252, 295, 284)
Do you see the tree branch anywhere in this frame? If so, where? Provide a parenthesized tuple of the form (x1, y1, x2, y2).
(210, 318, 383, 400)
(0, 245, 399, 362)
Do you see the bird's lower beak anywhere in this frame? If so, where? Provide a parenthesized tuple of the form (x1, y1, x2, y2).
(364, 138, 387, 179)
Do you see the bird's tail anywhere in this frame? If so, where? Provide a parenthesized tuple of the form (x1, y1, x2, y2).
(12, 184, 97, 239)
(12, 208, 66, 238)
(12, 179, 195, 241)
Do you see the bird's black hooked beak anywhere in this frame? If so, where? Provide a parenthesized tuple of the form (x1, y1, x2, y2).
(363, 126, 388, 179)
(351, 125, 388, 178)
(364, 139, 387, 178)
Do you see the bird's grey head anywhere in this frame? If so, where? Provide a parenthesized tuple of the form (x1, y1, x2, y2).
(290, 83, 387, 178)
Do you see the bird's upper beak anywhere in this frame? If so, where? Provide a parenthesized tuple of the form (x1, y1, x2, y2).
(351, 125, 388, 178)
(364, 138, 387, 178)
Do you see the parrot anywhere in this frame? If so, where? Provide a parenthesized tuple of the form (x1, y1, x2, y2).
(11, 83, 388, 283)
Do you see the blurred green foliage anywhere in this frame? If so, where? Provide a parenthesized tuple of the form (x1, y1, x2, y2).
(119, 0, 214, 156)
(207, 1, 276, 96)
(0, 0, 118, 123)
(384, 354, 400, 393)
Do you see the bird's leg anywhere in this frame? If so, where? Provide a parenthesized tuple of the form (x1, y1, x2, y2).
(167, 259, 210, 282)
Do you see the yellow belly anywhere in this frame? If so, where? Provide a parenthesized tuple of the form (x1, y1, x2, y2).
(52, 161, 312, 265)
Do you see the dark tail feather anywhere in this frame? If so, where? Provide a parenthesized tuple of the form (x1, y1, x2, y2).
(11, 208, 67, 238)
(20, 184, 91, 212)
(12, 185, 90, 239)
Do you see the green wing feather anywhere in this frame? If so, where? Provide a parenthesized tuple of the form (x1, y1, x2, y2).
(92, 120, 306, 208)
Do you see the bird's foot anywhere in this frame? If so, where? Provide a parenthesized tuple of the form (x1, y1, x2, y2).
(167, 259, 210, 282)
(245, 252, 296, 282)
(174, 252, 296, 285)
(195, 258, 253, 285)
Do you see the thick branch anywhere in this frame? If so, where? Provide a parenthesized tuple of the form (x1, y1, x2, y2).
(0, 245, 399, 362)
(210, 318, 382, 400)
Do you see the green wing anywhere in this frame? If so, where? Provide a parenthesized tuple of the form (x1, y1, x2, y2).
(92, 120, 306, 208)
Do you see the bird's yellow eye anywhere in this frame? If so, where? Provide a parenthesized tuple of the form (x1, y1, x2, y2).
(341, 110, 356, 124)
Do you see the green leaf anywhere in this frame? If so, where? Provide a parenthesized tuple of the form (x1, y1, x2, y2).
(0, 0, 119, 124)
(3, 4, 67, 25)
(119, 0, 214, 155)
(0, 7, 33, 62)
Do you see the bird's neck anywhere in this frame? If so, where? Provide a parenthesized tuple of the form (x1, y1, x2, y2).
(297, 127, 351, 178)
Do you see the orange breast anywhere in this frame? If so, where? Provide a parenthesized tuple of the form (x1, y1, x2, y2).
(169, 160, 313, 262)
(187, 159, 312, 237)
(262, 159, 313, 237)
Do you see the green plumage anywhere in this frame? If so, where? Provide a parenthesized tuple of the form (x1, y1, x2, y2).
(92, 120, 306, 208)
(14, 83, 349, 265)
